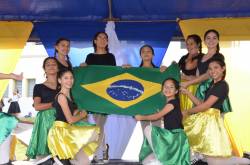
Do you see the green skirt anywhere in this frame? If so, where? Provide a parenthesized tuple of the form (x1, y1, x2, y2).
(139, 126, 190, 165)
(0, 112, 18, 145)
(196, 79, 232, 113)
(26, 108, 56, 159)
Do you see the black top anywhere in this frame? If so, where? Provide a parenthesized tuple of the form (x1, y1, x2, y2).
(57, 60, 73, 71)
(139, 62, 158, 68)
(197, 53, 224, 75)
(85, 53, 116, 66)
(54, 93, 75, 123)
(163, 98, 183, 130)
(178, 54, 202, 76)
(33, 84, 58, 103)
(205, 80, 229, 109)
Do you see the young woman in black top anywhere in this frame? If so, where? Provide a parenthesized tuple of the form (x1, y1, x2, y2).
(80, 32, 116, 162)
(136, 45, 163, 132)
(176, 34, 203, 112)
(48, 69, 100, 165)
(139, 44, 157, 68)
(122, 44, 163, 139)
(135, 78, 190, 165)
(178, 34, 202, 79)
(181, 58, 250, 165)
(26, 57, 59, 163)
(54, 38, 73, 71)
(81, 32, 116, 66)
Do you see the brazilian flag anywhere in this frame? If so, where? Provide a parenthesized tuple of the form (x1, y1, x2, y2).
(72, 63, 180, 116)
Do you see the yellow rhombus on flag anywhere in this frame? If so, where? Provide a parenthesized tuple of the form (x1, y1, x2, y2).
(82, 73, 161, 109)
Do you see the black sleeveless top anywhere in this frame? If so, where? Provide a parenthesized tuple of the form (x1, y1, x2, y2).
(178, 54, 202, 76)
(57, 60, 73, 71)
(53, 93, 75, 123)
(197, 53, 224, 75)
(163, 98, 183, 130)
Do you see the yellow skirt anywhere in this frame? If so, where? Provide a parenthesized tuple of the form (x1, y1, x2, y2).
(183, 108, 232, 157)
(48, 121, 100, 159)
(179, 80, 198, 111)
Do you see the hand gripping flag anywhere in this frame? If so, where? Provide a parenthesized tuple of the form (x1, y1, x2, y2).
(72, 63, 180, 116)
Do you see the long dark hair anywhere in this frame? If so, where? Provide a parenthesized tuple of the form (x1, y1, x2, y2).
(162, 78, 179, 99)
(208, 57, 226, 80)
(57, 69, 73, 90)
(54, 38, 71, 62)
(204, 29, 220, 53)
(92, 32, 109, 53)
(42, 57, 59, 78)
(139, 44, 156, 67)
(42, 57, 59, 70)
(57, 69, 77, 106)
(187, 34, 202, 54)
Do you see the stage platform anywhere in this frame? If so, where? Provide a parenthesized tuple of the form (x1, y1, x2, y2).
(12, 160, 142, 165)
(91, 159, 142, 165)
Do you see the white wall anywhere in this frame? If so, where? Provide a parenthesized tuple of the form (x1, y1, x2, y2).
(2, 42, 48, 117)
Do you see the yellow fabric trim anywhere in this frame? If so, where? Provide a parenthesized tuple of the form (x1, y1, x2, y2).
(0, 21, 33, 99)
(53, 120, 69, 127)
(179, 17, 250, 41)
(184, 108, 232, 157)
(82, 142, 98, 156)
(48, 121, 100, 159)
(203, 108, 220, 115)
(224, 112, 250, 157)
(9, 135, 17, 161)
(179, 80, 198, 111)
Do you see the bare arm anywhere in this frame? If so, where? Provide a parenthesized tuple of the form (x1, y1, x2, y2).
(58, 94, 85, 124)
(33, 97, 53, 111)
(187, 95, 218, 114)
(160, 65, 167, 72)
(0, 73, 23, 80)
(180, 87, 202, 106)
(135, 103, 174, 121)
(181, 73, 209, 88)
(73, 109, 80, 115)
(121, 64, 132, 68)
(181, 74, 197, 81)
(79, 63, 87, 67)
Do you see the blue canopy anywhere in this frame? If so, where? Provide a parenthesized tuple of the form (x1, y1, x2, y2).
(1, 0, 249, 21)
(1, 0, 250, 40)
(1, 0, 249, 65)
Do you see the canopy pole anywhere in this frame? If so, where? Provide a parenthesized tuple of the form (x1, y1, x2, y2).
(103, 0, 120, 22)
(103, 7, 178, 22)
(102, 19, 177, 23)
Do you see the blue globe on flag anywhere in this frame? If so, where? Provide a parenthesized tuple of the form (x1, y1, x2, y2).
(106, 79, 144, 101)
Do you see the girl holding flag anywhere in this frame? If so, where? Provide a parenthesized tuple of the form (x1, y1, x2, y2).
(135, 78, 190, 165)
